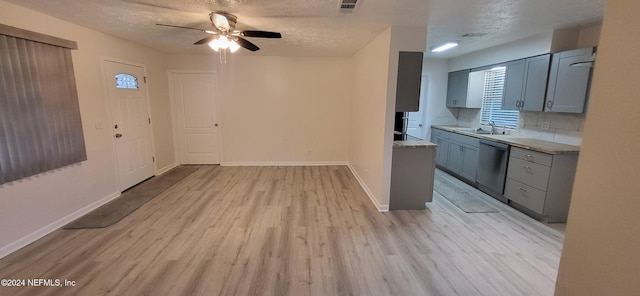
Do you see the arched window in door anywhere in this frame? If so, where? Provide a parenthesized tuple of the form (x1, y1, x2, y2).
(115, 73, 138, 89)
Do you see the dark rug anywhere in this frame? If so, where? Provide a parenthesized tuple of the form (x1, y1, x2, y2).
(434, 170, 499, 213)
(64, 165, 199, 229)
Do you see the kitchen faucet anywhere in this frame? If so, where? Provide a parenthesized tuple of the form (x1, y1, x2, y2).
(489, 121, 497, 134)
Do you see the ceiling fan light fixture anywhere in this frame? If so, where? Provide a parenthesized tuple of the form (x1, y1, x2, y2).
(431, 42, 459, 52)
(229, 40, 240, 53)
(208, 38, 220, 51)
(217, 35, 230, 49)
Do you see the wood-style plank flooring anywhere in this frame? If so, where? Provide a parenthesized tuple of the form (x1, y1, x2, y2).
(0, 166, 565, 295)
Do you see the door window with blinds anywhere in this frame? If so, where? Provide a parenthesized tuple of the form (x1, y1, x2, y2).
(0, 24, 86, 185)
(479, 67, 519, 129)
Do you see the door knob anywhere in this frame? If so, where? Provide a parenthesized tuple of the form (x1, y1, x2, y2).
(115, 133, 123, 138)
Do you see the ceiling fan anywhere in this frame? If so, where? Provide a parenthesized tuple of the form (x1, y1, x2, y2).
(157, 11, 282, 52)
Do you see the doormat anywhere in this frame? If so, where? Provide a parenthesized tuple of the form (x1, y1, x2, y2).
(64, 165, 200, 229)
(434, 171, 499, 213)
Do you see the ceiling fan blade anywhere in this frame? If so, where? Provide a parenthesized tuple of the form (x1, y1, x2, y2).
(235, 37, 260, 52)
(240, 30, 282, 38)
(156, 23, 207, 32)
(194, 36, 217, 45)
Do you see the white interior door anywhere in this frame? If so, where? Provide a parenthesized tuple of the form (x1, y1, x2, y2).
(171, 72, 220, 164)
(407, 75, 429, 139)
(104, 60, 155, 191)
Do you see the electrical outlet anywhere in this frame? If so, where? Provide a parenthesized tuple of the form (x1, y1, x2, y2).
(541, 122, 550, 130)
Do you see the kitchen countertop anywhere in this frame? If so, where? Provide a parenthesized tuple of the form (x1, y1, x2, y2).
(431, 125, 580, 155)
(393, 140, 437, 149)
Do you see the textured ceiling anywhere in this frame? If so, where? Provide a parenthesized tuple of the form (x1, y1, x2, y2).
(4, 0, 605, 58)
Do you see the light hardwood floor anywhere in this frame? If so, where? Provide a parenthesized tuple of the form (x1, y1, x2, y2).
(0, 166, 565, 296)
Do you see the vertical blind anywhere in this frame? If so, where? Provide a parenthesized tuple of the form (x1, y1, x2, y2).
(479, 67, 519, 129)
(0, 30, 86, 185)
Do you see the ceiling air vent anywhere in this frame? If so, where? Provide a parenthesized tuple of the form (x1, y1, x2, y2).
(339, 0, 359, 13)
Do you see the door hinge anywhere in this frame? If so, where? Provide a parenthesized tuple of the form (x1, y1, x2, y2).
(148, 117, 151, 124)
(152, 156, 155, 163)
(144, 76, 147, 83)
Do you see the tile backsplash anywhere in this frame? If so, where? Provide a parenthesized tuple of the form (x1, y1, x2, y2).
(445, 109, 585, 146)
(517, 111, 585, 146)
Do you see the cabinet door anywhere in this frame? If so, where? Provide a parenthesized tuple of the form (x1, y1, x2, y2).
(446, 70, 470, 107)
(447, 142, 463, 173)
(522, 54, 551, 111)
(502, 59, 526, 110)
(431, 135, 449, 167)
(545, 47, 594, 113)
(446, 71, 458, 107)
(395, 51, 424, 112)
(460, 145, 479, 181)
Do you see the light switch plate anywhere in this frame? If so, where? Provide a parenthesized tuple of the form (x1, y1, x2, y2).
(95, 121, 104, 129)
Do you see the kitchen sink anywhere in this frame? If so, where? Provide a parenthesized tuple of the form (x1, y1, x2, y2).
(461, 128, 493, 135)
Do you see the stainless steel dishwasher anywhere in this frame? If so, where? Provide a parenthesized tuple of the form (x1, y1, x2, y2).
(476, 139, 510, 203)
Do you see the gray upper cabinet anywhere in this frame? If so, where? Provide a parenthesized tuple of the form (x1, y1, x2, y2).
(545, 47, 594, 113)
(395, 51, 424, 112)
(502, 54, 551, 111)
(446, 69, 470, 108)
(502, 59, 526, 110)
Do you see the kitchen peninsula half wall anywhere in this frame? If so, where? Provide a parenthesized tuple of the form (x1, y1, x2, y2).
(389, 141, 437, 210)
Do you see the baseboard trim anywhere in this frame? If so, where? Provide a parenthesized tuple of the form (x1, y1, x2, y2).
(221, 161, 349, 167)
(156, 162, 178, 176)
(0, 191, 121, 260)
(346, 163, 389, 212)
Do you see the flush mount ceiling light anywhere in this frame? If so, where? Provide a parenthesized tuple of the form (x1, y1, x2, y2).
(431, 42, 459, 52)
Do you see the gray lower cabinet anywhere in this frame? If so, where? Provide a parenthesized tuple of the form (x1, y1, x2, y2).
(502, 54, 551, 111)
(545, 47, 594, 113)
(504, 147, 578, 222)
(446, 133, 479, 182)
(431, 128, 479, 183)
(430, 128, 450, 167)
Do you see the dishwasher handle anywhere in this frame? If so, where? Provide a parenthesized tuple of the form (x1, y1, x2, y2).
(479, 139, 509, 150)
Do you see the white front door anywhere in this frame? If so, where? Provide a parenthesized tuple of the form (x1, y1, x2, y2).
(104, 60, 155, 191)
(407, 75, 429, 139)
(171, 72, 220, 164)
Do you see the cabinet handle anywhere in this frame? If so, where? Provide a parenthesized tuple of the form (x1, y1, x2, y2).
(524, 154, 533, 159)
(460, 146, 464, 151)
(519, 188, 528, 193)
(522, 165, 531, 170)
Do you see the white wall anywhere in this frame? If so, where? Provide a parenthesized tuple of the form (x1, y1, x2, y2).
(422, 58, 457, 140)
(555, 0, 640, 294)
(449, 32, 555, 71)
(0, 1, 174, 257)
(167, 54, 352, 165)
(350, 28, 392, 211)
(349, 26, 427, 210)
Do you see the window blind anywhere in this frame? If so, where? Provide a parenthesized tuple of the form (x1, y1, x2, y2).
(480, 68, 518, 129)
(0, 30, 86, 185)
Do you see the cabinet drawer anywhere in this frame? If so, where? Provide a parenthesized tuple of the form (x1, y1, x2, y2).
(431, 128, 451, 139)
(505, 179, 546, 214)
(507, 157, 551, 191)
(450, 133, 480, 148)
(510, 147, 553, 166)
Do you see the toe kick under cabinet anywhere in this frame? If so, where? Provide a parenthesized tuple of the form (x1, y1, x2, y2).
(504, 147, 578, 223)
